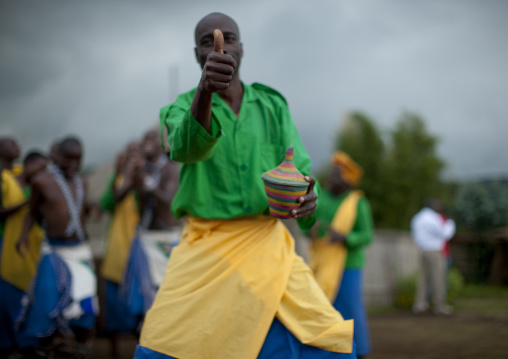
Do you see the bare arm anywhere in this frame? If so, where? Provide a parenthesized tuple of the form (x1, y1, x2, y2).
(0, 201, 28, 219)
(114, 150, 144, 203)
(146, 164, 178, 207)
(112, 172, 134, 203)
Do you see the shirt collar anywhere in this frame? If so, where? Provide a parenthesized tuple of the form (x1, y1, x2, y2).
(211, 82, 256, 105)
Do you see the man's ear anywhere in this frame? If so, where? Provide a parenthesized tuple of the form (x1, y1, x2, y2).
(194, 47, 199, 64)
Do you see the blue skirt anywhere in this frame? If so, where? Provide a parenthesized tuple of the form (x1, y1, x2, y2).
(104, 280, 141, 333)
(16, 245, 95, 338)
(121, 237, 155, 316)
(333, 269, 371, 356)
(0, 237, 39, 349)
(133, 317, 356, 358)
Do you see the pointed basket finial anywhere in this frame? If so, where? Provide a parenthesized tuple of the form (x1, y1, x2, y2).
(261, 145, 309, 218)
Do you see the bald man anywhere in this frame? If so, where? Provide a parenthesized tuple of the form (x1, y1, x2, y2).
(135, 13, 356, 359)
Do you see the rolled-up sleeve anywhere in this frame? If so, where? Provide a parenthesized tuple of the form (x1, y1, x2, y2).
(345, 197, 374, 250)
(160, 100, 223, 164)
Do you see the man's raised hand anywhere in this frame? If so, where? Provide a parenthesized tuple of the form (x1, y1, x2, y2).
(200, 29, 236, 93)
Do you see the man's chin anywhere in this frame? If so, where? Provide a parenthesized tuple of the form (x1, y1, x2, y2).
(63, 170, 77, 178)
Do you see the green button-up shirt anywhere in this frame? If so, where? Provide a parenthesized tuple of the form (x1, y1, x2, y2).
(160, 82, 316, 231)
(316, 189, 374, 268)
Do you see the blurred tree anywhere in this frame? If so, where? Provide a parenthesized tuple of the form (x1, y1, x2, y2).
(455, 180, 508, 232)
(489, 181, 508, 228)
(455, 183, 495, 232)
(452, 181, 508, 283)
(382, 112, 446, 228)
(325, 111, 447, 229)
(335, 112, 385, 225)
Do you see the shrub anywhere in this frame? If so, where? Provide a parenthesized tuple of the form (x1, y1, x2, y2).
(393, 268, 464, 309)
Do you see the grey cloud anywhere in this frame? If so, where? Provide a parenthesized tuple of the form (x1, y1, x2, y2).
(1, 0, 507, 180)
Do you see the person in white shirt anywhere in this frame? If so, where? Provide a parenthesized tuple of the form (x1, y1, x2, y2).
(411, 198, 456, 314)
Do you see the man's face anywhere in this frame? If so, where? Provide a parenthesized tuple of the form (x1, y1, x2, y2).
(126, 141, 143, 165)
(25, 157, 48, 182)
(0, 139, 21, 161)
(327, 166, 350, 195)
(194, 15, 243, 72)
(59, 145, 82, 177)
(142, 133, 160, 160)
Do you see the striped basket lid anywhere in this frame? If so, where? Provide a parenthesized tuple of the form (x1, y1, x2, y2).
(261, 145, 309, 188)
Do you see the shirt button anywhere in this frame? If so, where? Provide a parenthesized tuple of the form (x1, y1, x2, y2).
(246, 205, 252, 212)
(240, 164, 247, 171)
(237, 125, 242, 130)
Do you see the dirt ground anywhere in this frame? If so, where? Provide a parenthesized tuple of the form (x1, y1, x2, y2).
(74, 286, 508, 358)
(368, 311, 508, 359)
(89, 311, 508, 359)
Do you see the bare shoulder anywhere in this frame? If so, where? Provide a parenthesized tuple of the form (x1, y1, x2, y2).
(30, 172, 55, 200)
(32, 171, 54, 188)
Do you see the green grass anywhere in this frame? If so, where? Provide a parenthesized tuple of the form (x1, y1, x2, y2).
(393, 268, 465, 309)
(459, 284, 508, 298)
(454, 284, 508, 318)
(368, 283, 508, 318)
(366, 305, 399, 315)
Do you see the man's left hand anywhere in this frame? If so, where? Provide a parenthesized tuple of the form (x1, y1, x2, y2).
(291, 176, 317, 219)
(328, 229, 347, 244)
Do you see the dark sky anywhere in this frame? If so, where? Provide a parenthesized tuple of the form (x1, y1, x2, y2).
(1, 0, 507, 179)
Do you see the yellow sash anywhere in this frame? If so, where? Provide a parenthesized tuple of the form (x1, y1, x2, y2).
(101, 176, 140, 284)
(309, 190, 363, 302)
(0, 170, 43, 291)
(140, 216, 353, 359)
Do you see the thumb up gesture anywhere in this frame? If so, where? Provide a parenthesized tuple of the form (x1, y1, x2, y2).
(199, 29, 237, 93)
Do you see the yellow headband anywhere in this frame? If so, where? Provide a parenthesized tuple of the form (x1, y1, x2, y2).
(331, 151, 363, 187)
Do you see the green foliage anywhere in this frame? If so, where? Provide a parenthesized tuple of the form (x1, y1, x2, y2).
(335, 112, 386, 224)
(333, 111, 446, 229)
(393, 273, 418, 309)
(394, 268, 465, 309)
(382, 113, 446, 228)
(455, 180, 508, 232)
(459, 284, 508, 298)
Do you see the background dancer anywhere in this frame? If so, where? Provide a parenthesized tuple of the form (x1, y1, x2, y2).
(0, 140, 47, 357)
(121, 129, 181, 320)
(16, 137, 99, 358)
(100, 141, 143, 359)
(0, 151, 47, 357)
(310, 151, 374, 359)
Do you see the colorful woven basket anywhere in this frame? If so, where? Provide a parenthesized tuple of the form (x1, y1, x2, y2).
(261, 145, 310, 218)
